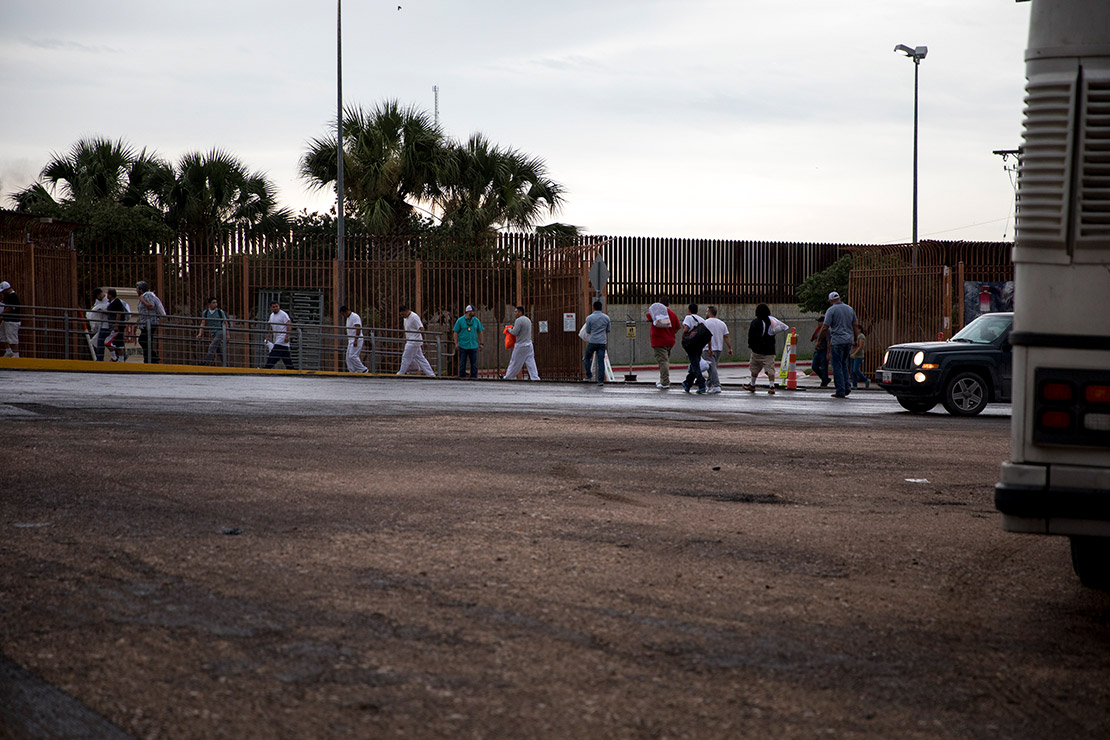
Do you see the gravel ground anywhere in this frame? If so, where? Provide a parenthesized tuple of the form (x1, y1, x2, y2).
(2, 406, 1109, 740)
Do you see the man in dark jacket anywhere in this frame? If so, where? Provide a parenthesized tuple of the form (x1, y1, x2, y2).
(743, 303, 787, 394)
(810, 314, 830, 387)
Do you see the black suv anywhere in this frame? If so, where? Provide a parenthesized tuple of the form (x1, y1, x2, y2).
(877, 312, 1013, 416)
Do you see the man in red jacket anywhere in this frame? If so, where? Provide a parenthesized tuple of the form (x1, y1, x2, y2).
(646, 298, 680, 389)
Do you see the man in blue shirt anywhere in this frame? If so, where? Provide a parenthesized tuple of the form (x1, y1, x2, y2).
(822, 291, 859, 399)
(582, 300, 611, 386)
(452, 305, 485, 379)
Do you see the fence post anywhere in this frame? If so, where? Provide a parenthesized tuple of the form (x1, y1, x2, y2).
(436, 335, 444, 376)
(957, 261, 965, 330)
(943, 265, 952, 339)
(332, 257, 339, 372)
(515, 259, 523, 309)
(369, 331, 378, 374)
(26, 244, 37, 359)
(415, 259, 423, 318)
(64, 314, 70, 360)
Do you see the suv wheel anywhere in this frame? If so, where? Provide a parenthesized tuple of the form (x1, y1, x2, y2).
(897, 397, 937, 413)
(1071, 537, 1110, 590)
(942, 371, 988, 416)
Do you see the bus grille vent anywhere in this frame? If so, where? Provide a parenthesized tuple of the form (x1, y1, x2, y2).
(1078, 75, 1110, 244)
(1017, 76, 1075, 246)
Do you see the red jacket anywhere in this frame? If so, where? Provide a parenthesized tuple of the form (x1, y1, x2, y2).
(646, 307, 680, 348)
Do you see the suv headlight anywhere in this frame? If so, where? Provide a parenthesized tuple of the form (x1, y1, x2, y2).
(913, 350, 925, 366)
(883, 350, 889, 365)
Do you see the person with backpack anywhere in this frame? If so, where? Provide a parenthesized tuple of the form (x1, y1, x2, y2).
(680, 303, 710, 394)
(743, 303, 790, 394)
(196, 297, 229, 366)
(103, 288, 130, 362)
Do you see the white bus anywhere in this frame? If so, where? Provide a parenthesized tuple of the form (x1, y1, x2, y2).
(995, 0, 1110, 589)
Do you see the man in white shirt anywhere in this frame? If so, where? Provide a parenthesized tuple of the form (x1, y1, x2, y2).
(397, 304, 435, 376)
(264, 301, 295, 369)
(702, 306, 734, 394)
(340, 305, 368, 373)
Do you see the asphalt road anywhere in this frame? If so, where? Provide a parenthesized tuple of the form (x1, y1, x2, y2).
(9, 370, 1103, 740)
(0, 371, 1011, 423)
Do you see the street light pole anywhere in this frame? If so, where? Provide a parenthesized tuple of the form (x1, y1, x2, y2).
(895, 43, 927, 266)
(337, 0, 346, 308)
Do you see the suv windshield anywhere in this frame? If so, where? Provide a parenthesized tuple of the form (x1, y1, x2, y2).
(951, 314, 1012, 344)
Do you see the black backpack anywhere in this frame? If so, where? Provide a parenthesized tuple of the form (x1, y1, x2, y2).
(681, 321, 712, 353)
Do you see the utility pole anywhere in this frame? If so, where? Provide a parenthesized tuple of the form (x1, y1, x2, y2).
(993, 148, 1021, 239)
(336, 0, 346, 308)
(433, 85, 439, 127)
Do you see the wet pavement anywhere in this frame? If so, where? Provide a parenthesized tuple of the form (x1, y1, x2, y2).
(0, 366, 1010, 421)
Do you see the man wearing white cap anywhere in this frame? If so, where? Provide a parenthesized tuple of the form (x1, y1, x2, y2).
(0, 281, 21, 358)
(823, 291, 859, 399)
(452, 304, 484, 378)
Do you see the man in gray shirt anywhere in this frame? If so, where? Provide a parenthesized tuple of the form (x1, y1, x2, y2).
(581, 300, 611, 385)
(822, 291, 859, 399)
(503, 306, 540, 380)
(136, 280, 166, 363)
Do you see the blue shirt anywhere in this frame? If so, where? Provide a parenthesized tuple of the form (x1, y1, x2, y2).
(584, 310, 611, 344)
(452, 315, 485, 350)
(824, 302, 857, 345)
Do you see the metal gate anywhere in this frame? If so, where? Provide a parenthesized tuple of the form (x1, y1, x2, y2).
(529, 241, 603, 381)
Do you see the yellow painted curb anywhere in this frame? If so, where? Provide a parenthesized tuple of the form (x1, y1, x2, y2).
(0, 356, 405, 378)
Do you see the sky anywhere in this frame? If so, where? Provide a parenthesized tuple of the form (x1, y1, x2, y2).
(0, 0, 1032, 244)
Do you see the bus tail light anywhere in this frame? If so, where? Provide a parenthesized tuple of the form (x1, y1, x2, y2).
(1033, 369, 1110, 448)
(1085, 385, 1110, 404)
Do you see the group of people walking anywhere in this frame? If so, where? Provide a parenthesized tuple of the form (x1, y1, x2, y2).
(85, 283, 168, 363)
(74, 286, 865, 392)
(643, 299, 781, 395)
(639, 292, 863, 397)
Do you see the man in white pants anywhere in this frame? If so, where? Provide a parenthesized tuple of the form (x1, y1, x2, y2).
(340, 305, 368, 373)
(503, 305, 540, 380)
(396, 304, 435, 376)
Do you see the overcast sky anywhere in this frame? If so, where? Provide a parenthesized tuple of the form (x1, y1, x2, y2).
(1, 0, 1032, 243)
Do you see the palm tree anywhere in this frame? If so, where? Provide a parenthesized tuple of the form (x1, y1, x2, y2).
(10, 136, 173, 246)
(38, 136, 138, 202)
(436, 133, 565, 237)
(300, 100, 450, 235)
(158, 149, 292, 259)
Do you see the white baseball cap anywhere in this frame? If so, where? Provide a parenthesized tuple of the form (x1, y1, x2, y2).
(465, 305, 474, 312)
(828, 291, 840, 300)
(0, 281, 10, 291)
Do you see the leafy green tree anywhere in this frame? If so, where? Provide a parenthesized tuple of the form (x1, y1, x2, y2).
(796, 254, 853, 314)
(300, 100, 572, 241)
(10, 136, 172, 246)
(436, 133, 564, 237)
(157, 148, 292, 260)
(300, 101, 449, 235)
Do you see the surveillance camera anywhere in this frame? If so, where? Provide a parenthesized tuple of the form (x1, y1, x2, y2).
(914, 45, 928, 59)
